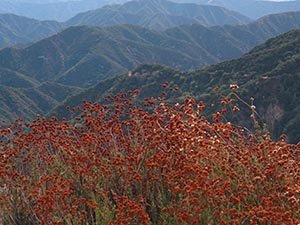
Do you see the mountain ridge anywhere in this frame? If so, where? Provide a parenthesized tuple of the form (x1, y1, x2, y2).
(1, 11, 300, 130)
(2, 0, 300, 21)
(0, 0, 127, 21)
(173, 0, 300, 19)
(0, 0, 252, 49)
(51, 29, 300, 142)
(0, 13, 63, 48)
(66, 0, 251, 30)
(1, 11, 300, 87)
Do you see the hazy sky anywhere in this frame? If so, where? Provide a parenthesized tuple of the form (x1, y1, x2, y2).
(3, 0, 297, 3)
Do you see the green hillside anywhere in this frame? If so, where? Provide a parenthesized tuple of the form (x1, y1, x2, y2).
(0, 13, 63, 48)
(52, 30, 300, 143)
(1, 11, 300, 88)
(1, 12, 300, 124)
(0, 0, 250, 48)
(1, 4, 299, 50)
(0, 66, 81, 121)
(0, 84, 56, 121)
(66, 0, 251, 30)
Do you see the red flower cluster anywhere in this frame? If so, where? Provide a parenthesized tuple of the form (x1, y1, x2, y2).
(0, 91, 299, 224)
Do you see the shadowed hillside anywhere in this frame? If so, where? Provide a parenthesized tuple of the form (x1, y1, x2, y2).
(0, 13, 63, 48)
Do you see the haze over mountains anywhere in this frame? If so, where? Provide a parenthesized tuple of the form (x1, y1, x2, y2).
(2, 0, 300, 49)
(0, 0, 300, 49)
(66, 0, 251, 30)
(2, 0, 300, 21)
(0, 0, 252, 49)
(0, 11, 300, 86)
(0, 14, 63, 48)
(0, 0, 127, 21)
(173, 0, 300, 19)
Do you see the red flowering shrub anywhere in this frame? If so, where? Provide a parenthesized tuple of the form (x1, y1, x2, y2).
(0, 90, 299, 224)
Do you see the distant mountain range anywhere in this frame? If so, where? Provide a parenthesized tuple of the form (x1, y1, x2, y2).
(3, 0, 300, 49)
(0, 14, 63, 48)
(0, 0, 253, 49)
(173, 0, 300, 19)
(66, 0, 251, 30)
(0, 0, 127, 21)
(52, 29, 300, 143)
(2, 0, 300, 21)
(0, 11, 299, 87)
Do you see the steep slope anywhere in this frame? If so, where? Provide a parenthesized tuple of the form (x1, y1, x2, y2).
(0, 67, 39, 88)
(0, 13, 63, 48)
(0, 65, 81, 121)
(0, 85, 56, 121)
(0, 81, 81, 121)
(52, 30, 300, 143)
(66, 0, 251, 30)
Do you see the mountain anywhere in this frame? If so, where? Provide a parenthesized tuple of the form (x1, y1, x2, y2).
(2, 0, 300, 22)
(173, 0, 300, 19)
(0, 13, 63, 48)
(0, 25, 205, 87)
(0, 0, 127, 21)
(52, 29, 300, 143)
(1, 11, 300, 87)
(2, 1, 299, 49)
(1, 12, 300, 123)
(66, 0, 251, 30)
(0, 65, 81, 121)
(0, 0, 251, 48)
(0, 82, 81, 121)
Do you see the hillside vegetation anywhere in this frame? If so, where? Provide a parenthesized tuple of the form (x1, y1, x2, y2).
(0, 13, 63, 48)
(1, 2, 300, 224)
(52, 30, 300, 143)
(1, 11, 300, 86)
(1, 87, 299, 224)
(0, 81, 81, 121)
(1, 2, 300, 50)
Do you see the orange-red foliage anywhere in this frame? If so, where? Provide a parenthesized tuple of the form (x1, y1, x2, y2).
(0, 92, 299, 224)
